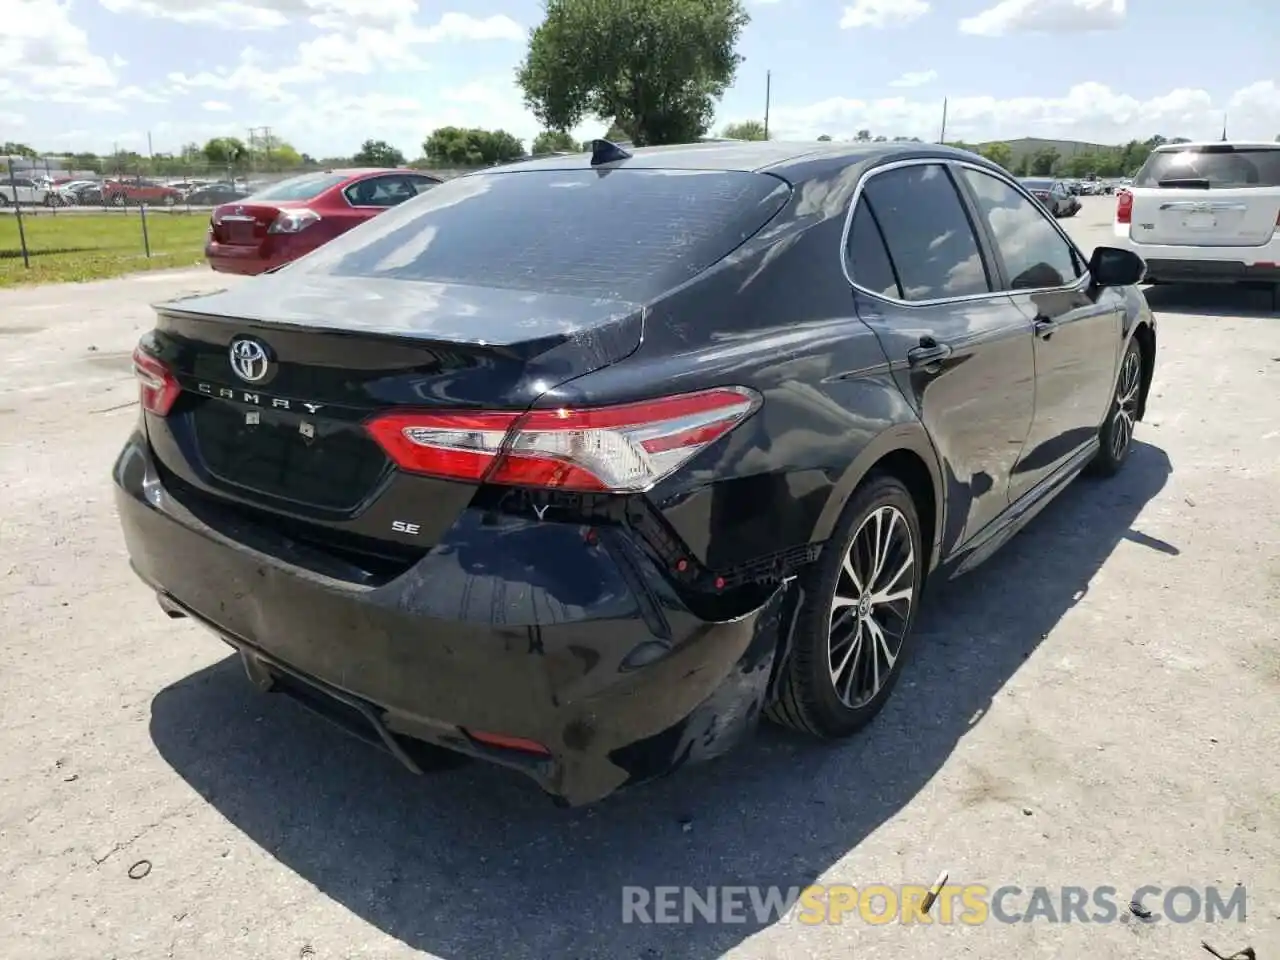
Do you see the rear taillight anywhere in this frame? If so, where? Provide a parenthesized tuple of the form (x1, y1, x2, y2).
(365, 387, 760, 492)
(268, 208, 320, 234)
(132, 345, 180, 416)
(1116, 190, 1133, 224)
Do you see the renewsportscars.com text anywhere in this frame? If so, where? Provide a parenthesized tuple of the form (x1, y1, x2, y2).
(621, 884, 1247, 925)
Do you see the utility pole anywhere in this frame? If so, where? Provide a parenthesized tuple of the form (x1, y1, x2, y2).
(247, 126, 275, 170)
(763, 70, 771, 140)
(938, 98, 948, 144)
(147, 131, 153, 159)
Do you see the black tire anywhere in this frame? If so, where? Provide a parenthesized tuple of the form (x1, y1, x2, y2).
(1090, 336, 1143, 477)
(766, 472, 925, 738)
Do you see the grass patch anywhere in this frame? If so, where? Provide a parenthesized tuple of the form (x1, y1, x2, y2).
(0, 210, 210, 287)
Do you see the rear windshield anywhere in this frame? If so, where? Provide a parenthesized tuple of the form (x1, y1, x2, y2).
(1134, 146, 1280, 188)
(291, 168, 792, 301)
(246, 172, 349, 202)
(1020, 179, 1053, 190)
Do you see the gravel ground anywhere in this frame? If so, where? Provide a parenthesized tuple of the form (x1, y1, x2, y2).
(1, 196, 1276, 960)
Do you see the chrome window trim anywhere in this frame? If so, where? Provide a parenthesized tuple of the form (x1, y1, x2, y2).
(839, 155, 1094, 307)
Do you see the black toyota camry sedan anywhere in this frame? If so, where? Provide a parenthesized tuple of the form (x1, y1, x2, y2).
(115, 139, 1156, 806)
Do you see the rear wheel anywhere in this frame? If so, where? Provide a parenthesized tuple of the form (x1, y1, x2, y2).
(1090, 336, 1142, 477)
(766, 473, 924, 738)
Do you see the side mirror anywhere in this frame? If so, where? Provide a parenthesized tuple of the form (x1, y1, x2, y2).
(1089, 246, 1146, 287)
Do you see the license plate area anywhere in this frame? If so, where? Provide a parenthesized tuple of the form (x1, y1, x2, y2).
(191, 400, 390, 511)
(1181, 212, 1217, 230)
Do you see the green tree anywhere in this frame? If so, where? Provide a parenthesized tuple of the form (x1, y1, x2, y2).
(352, 139, 406, 166)
(531, 129, 579, 154)
(255, 140, 303, 170)
(1029, 147, 1059, 176)
(516, 0, 750, 146)
(203, 137, 246, 166)
(854, 129, 872, 141)
(978, 141, 1013, 169)
(423, 127, 525, 166)
(68, 152, 102, 173)
(721, 120, 767, 140)
(2, 141, 38, 158)
(817, 134, 832, 141)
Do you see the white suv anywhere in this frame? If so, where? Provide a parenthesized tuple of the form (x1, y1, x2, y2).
(1114, 141, 1280, 306)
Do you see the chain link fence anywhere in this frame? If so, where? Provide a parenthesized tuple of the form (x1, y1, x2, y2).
(1, 155, 467, 282)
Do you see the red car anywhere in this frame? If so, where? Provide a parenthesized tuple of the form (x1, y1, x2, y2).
(205, 168, 441, 275)
(102, 177, 183, 206)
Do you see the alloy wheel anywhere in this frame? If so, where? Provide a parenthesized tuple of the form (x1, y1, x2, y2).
(828, 505, 915, 709)
(1111, 348, 1141, 461)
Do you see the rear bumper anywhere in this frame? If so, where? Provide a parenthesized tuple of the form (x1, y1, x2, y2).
(205, 237, 311, 275)
(1112, 228, 1280, 283)
(113, 431, 786, 806)
(1141, 259, 1280, 284)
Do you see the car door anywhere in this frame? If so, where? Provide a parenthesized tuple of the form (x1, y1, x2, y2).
(955, 164, 1123, 502)
(12, 177, 37, 203)
(846, 160, 1036, 551)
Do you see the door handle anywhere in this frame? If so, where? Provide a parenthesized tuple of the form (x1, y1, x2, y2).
(1033, 315, 1058, 339)
(907, 339, 952, 370)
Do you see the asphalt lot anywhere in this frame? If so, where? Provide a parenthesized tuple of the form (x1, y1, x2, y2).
(0, 195, 1276, 959)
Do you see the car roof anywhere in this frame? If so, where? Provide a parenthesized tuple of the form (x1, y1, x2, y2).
(1152, 140, 1280, 151)
(479, 140, 984, 180)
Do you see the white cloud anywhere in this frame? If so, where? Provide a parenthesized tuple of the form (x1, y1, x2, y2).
(890, 70, 937, 88)
(840, 0, 930, 28)
(0, 0, 118, 108)
(97, 0, 287, 29)
(202, 100, 232, 111)
(164, 11, 522, 103)
(97, 0, 523, 40)
(960, 0, 1125, 36)
(739, 81, 1280, 145)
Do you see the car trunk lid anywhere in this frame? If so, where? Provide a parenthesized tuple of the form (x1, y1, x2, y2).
(210, 200, 300, 245)
(1127, 144, 1280, 247)
(144, 276, 643, 546)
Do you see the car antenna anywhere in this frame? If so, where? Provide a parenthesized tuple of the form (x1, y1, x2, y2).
(590, 138, 633, 166)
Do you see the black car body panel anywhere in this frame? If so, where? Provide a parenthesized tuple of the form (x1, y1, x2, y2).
(114, 140, 1156, 805)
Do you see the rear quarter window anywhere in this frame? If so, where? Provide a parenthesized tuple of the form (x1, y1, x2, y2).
(290, 169, 792, 301)
(1134, 146, 1280, 188)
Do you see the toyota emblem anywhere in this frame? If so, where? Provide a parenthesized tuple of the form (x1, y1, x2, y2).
(229, 337, 272, 383)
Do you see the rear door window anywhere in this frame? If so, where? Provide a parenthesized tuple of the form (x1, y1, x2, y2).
(295, 169, 792, 301)
(860, 163, 991, 301)
(961, 168, 1082, 290)
(1134, 146, 1280, 188)
(845, 197, 902, 298)
(344, 175, 419, 207)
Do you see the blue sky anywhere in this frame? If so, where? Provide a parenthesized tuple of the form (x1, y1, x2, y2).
(2, 0, 1277, 158)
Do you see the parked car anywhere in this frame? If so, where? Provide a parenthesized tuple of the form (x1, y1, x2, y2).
(102, 177, 182, 206)
(116, 140, 1156, 805)
(185, 182, 250, 206)
(1114, 140, 1280, 307)
(1019, 177, 1079, 217)
(204, 168, 441, 275)
(0, 175, 60, 206)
